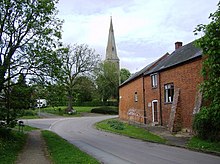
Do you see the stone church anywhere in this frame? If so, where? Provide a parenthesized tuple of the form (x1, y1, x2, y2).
(105, 17, 120, 82)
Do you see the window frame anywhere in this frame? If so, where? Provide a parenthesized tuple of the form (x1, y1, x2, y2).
(134, 92, 138, 102)
(151, 73, 158, 88)
(164, 83, 174, 103)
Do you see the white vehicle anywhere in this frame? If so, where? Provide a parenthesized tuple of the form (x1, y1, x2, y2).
(36, 99, 47, 108)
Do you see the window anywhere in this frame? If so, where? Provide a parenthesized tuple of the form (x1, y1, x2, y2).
(151, 74, 158, 88)
(164, 83, 174, 103)
(134, 92, 138, 102)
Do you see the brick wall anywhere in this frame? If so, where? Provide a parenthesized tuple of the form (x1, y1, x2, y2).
(119, 77, 144, 122)
(160, 58, 203, 130)
(119, 57, 203, 131)
(144, 75, 161, 125)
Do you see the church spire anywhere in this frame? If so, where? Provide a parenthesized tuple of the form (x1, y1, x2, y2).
(105, 16, 119, 63)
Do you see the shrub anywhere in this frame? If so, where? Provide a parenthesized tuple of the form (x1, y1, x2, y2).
(74, 101, 118, 107)
(193, 105, 220, 141)
(107, 120, 125, 130)
(91, 106, 118, 115)
(22, 110, 36, 116)
(0, 128, 11, 139)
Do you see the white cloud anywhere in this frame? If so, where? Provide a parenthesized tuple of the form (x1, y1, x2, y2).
(56, 0, 219, 73)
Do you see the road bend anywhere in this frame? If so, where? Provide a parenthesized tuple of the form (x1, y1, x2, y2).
(25, 116, 220, 164)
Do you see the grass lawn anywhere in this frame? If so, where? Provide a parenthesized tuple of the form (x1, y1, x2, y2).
(41, 106, 94, 117)
(42, 130, 100, 164)
(0, 124, 39, 163)
(187, 136, 220, 153)
(18, 106, 95, 118)
(14, 124, 39, 132)
(0, 129, 27, 164)
(96, 118, 166, 144)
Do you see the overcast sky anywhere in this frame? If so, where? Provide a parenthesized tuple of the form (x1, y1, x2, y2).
(56, 0, 219, 73)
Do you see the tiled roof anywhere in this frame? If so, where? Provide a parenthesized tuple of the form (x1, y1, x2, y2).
(145, 41, 202, 75)
(120, 41, 202, 87)
(120, 62, 155, 86)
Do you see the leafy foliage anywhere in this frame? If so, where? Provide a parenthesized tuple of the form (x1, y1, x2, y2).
(193, 2, 220, 141)
(44, 83, 67, 107)
(188, 136, 220, 153)
(193, 105, 220, 141)
(120, 68, 131, 84)
(96, 62, 119, 101)
(73, 76, 98, 103)
(107, 119, 125, 130)
(0, 0, 63, 127)
(57, 44, 100, 111)
(0, 0, 63, 93)
(91, 106, 118, 115)
(10, 74, 32, 110)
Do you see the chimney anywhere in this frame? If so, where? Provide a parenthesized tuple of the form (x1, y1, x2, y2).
(175, 41, 183, 50)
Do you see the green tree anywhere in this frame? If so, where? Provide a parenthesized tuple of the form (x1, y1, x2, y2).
(45, 83, 66, 107)
(193, 2, 220, 141)
(10, 74, 31, 110)
(0, 0, 63, 126)
(73, 76, 97, 103)
(96, 62, 119, 102)
(58, 44, 100, 112)
(0, 0, 63, 93)
(120, 68, 131, 84)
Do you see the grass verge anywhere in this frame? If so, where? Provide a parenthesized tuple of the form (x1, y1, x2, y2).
(41, 106, 94, 117)
(96, 118, 166, 144)
(14, 125, 39, 132)
(42, 130, 100, 164)
(0, 129, 27, 164)
(187, 136, 220, 153)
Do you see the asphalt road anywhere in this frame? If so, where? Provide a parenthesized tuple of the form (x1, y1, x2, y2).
(25, 116, 220, 164)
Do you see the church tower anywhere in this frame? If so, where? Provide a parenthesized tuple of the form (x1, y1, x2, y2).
(105, 17, 120, 72)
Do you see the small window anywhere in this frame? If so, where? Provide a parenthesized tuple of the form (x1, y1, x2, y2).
(134, 92, 138, 102)
(164, 83, 174, 103)
(151, 74, 158, 88)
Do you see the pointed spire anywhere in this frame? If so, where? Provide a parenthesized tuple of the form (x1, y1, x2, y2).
(105, 16, 120, 85)
(110, 16, 113, 32)
(105, 16, 119, 62)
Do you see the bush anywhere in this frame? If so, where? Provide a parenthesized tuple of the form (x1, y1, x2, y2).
(107, 120, 124, 130)
(193, 105, 220, 141)
(91, 106, 118, 115)
(74, 101, 118, 107)
(0, 128, 11, 139)
(22, 110, 36, 116)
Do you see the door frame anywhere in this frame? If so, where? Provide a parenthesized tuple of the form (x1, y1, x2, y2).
(152, 100, 158, 123)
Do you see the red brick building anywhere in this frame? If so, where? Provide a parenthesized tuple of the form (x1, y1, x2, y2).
(119, 41, 203, 132)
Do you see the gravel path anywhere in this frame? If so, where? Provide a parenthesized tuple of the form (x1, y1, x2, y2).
(16, 130, 51, 164)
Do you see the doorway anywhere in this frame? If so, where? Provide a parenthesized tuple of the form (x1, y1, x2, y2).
(152, 100, 158, 123)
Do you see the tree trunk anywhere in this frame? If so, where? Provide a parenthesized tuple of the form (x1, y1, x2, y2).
(67, 93, 73, 112)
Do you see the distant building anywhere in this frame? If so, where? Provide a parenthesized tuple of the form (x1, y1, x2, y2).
(119, 41, 203, 133)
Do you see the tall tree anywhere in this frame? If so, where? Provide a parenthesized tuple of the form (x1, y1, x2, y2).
(193, 2, 220, 141)
(58, 44, 100, 112)
(10, 74, 31, 110)
(120, 68, 131, 84)
(96, 62, 119, 102)
(0, 0, 63, 93)
(45, 83, 66, 107)
(73, 76, 97, 103)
